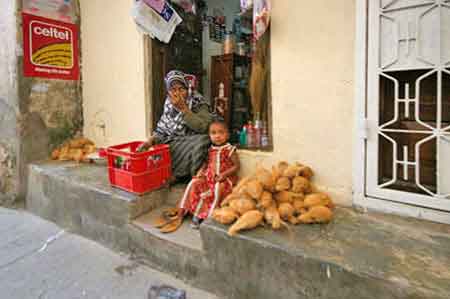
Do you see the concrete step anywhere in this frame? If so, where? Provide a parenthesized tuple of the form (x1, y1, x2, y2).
(27, 161, 168, 251)
(166, 184, 186, 206)
(26, 162, 450, 299)
(132, 204, 203, 252)
(199, 208, 450, 299)
(128, 207, 212, 293)
(129, 206, 450, 299)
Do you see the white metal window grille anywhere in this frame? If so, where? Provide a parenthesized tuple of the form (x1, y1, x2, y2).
(366, 0, 450, 211)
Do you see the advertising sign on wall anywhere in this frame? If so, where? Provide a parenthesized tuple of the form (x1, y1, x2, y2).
(22, 13, 79, 80)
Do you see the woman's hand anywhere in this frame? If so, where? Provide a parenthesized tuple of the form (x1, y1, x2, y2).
(136, 136, 155, 152)
(169, 90, 189, 113)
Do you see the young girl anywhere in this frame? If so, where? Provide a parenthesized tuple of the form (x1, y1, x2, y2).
(179, 120, 240, 228)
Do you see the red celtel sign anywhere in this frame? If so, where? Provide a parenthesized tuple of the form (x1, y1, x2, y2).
(22, 13, 79, 80)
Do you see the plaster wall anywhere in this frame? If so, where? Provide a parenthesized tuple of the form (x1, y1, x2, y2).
(0, 0, 20, 204)
(239, 0, 357, 205)
(80, 0, 148, 147)
(1, 0, 83, 205)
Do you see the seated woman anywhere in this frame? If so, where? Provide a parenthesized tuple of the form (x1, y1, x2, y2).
(139, 70, 213, 181)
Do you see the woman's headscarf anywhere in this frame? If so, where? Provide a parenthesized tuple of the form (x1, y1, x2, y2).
(154, 70, 209, 139)
(164, 70, 188, 90)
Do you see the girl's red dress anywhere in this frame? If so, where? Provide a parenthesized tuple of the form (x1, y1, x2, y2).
(179, 143, 238, 219)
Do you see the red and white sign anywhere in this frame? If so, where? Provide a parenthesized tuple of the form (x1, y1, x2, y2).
(22, 13, 79, 80)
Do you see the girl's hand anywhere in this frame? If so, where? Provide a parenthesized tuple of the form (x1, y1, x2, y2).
(193, 167, 206, 179)
(215, 174, 226, 182)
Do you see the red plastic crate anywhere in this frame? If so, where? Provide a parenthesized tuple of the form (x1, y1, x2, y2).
(106, 142, 172, 195)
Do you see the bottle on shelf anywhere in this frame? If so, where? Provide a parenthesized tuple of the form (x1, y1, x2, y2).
(214, 83, 229, 123)
(254, 117, 262, 148)
(246, 121, 255, 148)
(239, 125, 247, 147)
(261, 121, 269, 148)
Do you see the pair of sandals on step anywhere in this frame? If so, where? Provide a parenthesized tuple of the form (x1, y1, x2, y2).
(153, 205, 203, 233)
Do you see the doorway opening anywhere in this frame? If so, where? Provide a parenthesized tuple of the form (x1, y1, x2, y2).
(150, 0, 272, 151)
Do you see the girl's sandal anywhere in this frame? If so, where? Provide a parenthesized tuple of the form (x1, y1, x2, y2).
(159, 216, 183, 233)
(162, 207, 179, 218)
(153, 215, 172, 228)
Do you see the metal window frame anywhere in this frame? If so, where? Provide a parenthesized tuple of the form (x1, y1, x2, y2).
(352, 0, 450, 225)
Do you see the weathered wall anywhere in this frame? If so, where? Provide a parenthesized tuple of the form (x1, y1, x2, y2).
(80, 0, 149, 148)
(80, 0, 356, 205)
(0, 1, 82, 205)
(0, 0, 20, 205)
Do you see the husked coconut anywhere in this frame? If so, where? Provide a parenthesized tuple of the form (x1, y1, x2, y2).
(58, 145, 71, 161)
(278, 202, 295, 220)
(288, 215, 301, 225)
(278, 202, 299, 224)
(274, 191, 293, 204)
(291, 176, 311, 193)
(51, 148, 60, 160)
(258, 191, 275, 209)
(290, 192, 305, 201)
(275, 177, 291, 192)
(271, 165, 282, 182)
(298, 206, 333, 224)
(228, 210, 264, 236)
(264, 205, 282, 229)
(245, 180, 264, 200)
(234, 176, 252, 194)
(304, 193, 333, 208)
(297, 165, 314, 180)
(212, 207, 239, 224)
(277, 161, 289, 173)
(256, 166, 275, 191)
(83, 144, 96, 154)
(221, 193, 239, 207)
(229, 197, 257, 215)
(282, 165, 302, 178)
(69, 137, 94, 149)
(70, 148, 84, 163)
(293, 199, 306, 214)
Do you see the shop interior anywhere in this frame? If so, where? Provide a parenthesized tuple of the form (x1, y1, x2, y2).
(151, 0, 272, 150)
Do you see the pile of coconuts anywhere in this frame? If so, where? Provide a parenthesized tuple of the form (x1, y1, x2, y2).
(212, 161, 335, 236)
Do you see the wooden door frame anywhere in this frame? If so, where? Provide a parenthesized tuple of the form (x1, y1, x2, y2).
(143, 35, 153, 137)
(352, 0, 450, 224)
(143, 36, 169, 135)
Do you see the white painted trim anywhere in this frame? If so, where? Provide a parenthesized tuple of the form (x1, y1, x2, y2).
(352, 0, 450, 224)
(354, 196, 450, 225)
(353, 0, 368, 205)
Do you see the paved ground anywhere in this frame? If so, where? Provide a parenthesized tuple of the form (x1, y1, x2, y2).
(0, 208, 218, 299)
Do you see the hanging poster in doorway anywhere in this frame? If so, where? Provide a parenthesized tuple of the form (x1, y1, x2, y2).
(22, 0, 76, 23)
(22, 13, 79, 80)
